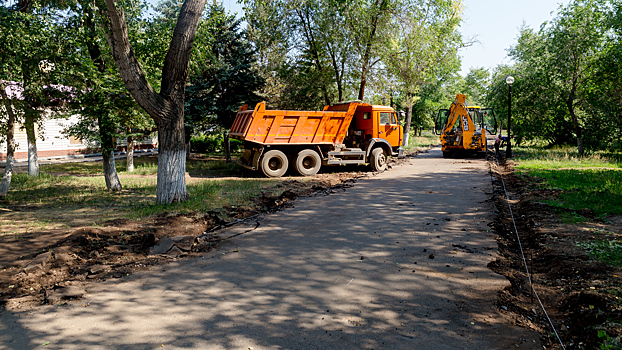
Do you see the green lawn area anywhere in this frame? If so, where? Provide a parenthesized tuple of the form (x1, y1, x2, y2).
(406, 130, 439, 150)
(0, 155, 287, 234)
(514, 146, 622, 217)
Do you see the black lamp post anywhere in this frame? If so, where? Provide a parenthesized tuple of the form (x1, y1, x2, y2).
(505, 75, 514, 158)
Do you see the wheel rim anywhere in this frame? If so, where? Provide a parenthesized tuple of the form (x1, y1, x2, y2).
(378, 153, 386, 167)
(302, 156, 316, 169)
(268, 157, 282, 171)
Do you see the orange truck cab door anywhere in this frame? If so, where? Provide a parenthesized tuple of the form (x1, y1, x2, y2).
(378, 111, 402, 147)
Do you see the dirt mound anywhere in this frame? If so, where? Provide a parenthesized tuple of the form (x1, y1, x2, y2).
(489, 157, 622, 349)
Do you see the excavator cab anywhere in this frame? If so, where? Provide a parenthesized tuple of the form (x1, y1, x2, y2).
(480, 108, 498, 134)
(434, 109, 452, 135)
(435, 94, 499, 157)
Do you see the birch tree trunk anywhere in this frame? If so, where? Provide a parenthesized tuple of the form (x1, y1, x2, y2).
(402, 96, 414, 147)
(24, 110, 39, 177)
(126, 134, 134, 172)
(98, 0, 206, 203)
(0, 83, 17, 197)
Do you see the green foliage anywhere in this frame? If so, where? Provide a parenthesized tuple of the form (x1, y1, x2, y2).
(185, 4, 265, 131)
(243, 0, 464, 112)
(190, 132, 243, 154)
(0, 159, 281, 223)
(486, 0, 622, 154)
(578, 240, 622, 267)
(597, 329, 622, 350)
(515, 146, 622, 216)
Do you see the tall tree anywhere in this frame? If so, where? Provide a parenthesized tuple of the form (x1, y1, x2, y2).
(185, 3, 264, 159)
(0, 81, 19, 197)
(13, 1, 59, 177)
(348, 0, 393, 101)
(96, 0, 207, 204)
(0, 6, 24, 197)
(82, 2, 122, 190)
(384, 0, 464, 146)
(495, 0, 607, 153)
(545, 0, 605, 155)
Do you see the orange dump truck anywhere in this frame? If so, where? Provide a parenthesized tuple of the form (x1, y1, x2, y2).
(230, 101, 404, 177)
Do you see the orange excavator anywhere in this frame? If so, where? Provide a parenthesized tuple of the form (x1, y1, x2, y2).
(434, 94, 498, 157)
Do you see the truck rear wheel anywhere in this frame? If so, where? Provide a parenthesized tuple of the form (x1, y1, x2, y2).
(370, 147, 387, 172)
(294, 149, 321, 176)
(260, 150, 289, 178)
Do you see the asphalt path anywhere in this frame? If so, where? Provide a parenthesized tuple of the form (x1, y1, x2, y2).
(0, 146, 541, 349)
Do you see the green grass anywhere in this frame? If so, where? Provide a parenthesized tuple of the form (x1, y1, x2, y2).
(2, 155, 283, 228)
(514, 145, 622, 170)
(521, 168, 622, 216)
(578, 240, 622, 267)
(406, 130, 439, 150)
(126, 178, 276, 219)
(514, 146, 622, 217)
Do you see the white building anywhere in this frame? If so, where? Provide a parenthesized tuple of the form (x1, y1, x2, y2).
(0, 81, 157, 162)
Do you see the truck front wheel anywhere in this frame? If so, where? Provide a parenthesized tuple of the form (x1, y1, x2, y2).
(370, 147, 387, 172)
(294, 149, 321, 176)
(260, 150, 289, 177)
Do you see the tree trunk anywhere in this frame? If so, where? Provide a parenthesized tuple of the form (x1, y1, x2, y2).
(156, 113, 188, 203)
(223, 131, 231, 163)
(99, 113, 122, 191)
(18, 2, 39, 177)
(126, 134, 134, 172)
(86, 5, 123, 189)
(0, 82, 17, 197)
(24, 110, 39, 177)
(99, 0, 206, 204)
(102, 149, 122, 190)
(358, 76, 368, 101)
(566, 82, 584, 156)
(402, 100, 413, 147)
(356, 0, 387, 101)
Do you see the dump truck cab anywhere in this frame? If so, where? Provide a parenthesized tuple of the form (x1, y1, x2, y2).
(341, 104, 404, 158)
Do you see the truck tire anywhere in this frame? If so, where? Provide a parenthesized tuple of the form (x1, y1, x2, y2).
(370, 147, 387, 172)
(294, 149, 321, 176)
(260, 150, 289, 178)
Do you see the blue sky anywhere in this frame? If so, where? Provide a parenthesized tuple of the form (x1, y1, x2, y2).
(217, 0, 571, 76)
(459, 0, 571, 75)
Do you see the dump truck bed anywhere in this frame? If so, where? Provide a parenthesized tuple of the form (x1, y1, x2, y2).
(230, 101, 361, 145)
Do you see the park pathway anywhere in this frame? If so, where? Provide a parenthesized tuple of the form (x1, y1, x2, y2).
(0, 146, 541, 349)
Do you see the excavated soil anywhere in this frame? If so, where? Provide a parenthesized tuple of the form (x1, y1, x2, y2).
(489, 156, 622, 349)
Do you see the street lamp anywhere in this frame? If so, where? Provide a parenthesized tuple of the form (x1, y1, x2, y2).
(505, 75, 514, 158)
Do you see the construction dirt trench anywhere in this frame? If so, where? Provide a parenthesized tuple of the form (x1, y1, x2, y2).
(0, 147, 543, 350)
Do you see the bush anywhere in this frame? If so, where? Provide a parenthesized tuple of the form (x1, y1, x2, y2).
(191, 133, 221, 153)
(190, 133, 244, 154)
